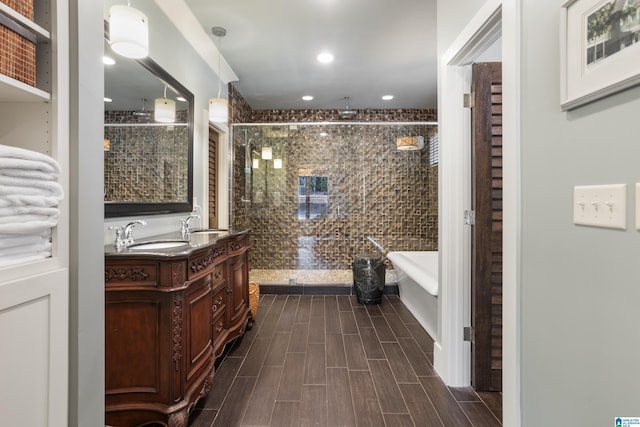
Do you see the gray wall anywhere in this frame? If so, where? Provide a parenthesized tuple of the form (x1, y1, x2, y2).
(520, 0, 640, 425)
(438, 0, 640, 425)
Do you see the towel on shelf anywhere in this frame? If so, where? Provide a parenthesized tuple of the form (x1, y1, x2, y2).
(0, 168, 60, 181)
(0, 176, 64, 199)
(0, 194, 64, 208)
(0, 232, 49, 250)
(0, 144, 61, 175)
(0, 238, 51, 257)
(0, 217, 59, 235)
(0, 212, 59, 225)
(0, 205, 59, 218)
(0, 144, 63, 268)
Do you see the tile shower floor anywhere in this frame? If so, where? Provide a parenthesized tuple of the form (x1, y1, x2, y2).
(186, 294, 502, 427)
(249, 269, 398, 286)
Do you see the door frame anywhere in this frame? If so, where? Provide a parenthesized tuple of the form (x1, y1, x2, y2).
(436, 0, 521, 424)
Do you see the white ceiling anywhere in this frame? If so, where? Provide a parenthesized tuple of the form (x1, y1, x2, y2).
(182, 0, 438, 110)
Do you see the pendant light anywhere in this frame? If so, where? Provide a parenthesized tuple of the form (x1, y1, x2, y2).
(109, 2, 149, 59)
(154, 85, 176, 123)
(209, 26, 229, 123)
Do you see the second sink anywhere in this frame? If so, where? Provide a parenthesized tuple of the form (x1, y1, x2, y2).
(129, 241, 190, 250)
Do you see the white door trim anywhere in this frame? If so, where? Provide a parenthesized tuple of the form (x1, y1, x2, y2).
(436, 0, 521, 424)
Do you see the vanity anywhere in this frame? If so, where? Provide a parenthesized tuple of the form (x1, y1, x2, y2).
(104, 229, 252, 427)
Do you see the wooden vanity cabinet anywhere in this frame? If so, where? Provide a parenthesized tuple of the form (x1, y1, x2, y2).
(105, 233, 251, 427)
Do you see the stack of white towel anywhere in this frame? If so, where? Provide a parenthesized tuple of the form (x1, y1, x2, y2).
(0, 144, 64, 267)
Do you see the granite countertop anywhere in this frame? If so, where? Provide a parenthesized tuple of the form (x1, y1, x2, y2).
(104, 228, 250, 258)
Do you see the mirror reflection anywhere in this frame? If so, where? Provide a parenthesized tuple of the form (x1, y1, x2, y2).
(103, 38, 194, 217)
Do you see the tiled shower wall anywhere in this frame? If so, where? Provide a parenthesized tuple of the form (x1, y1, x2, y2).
(229, 85, 438, 271)
(104, 111, 189, 202)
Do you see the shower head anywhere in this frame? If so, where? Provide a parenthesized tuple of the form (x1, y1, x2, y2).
(132, 98, 151, 119)
(338, 97, 357, 119)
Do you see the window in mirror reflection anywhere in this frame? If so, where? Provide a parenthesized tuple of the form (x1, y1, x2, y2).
(298, 175, 328, 220)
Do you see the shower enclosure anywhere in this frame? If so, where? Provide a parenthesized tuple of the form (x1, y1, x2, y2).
(230, 122, 438, 284)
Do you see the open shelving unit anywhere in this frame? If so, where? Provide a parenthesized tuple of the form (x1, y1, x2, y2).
(0, 0, 69, 425)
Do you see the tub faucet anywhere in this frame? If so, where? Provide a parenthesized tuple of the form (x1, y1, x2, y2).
(181, 214, 201, 238)
(123, 220, 146, 246)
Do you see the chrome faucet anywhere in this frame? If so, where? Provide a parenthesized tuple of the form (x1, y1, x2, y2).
(180, 214, 201, 238)
(123, 220, 146, 246)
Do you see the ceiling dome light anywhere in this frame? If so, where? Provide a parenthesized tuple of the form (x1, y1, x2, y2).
(382, 95, 394, 100)
(302, 95, 314, 101)
(316, 52, 334, 63)
(109, 4, 149, 59)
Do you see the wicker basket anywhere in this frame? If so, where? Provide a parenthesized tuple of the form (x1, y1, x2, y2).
(0, 13, 36, 86)
(1, 0, 34, 20)
(248, 282, 259, 319)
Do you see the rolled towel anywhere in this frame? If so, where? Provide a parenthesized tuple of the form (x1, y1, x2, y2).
(0, 194, 64, 208)
(0, 176, 64, 199)
(0, 217, 59, 235)
(0, 144, 61, 175)
(0, 238, 51, 257)
(0, 213, 59, 225)
(0, 205, 59, 218)
(0, 168, 59, 181)
(0, 232, 49, 250)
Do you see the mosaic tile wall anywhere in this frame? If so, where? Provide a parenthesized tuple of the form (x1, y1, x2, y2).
(104, 111, 189, 202)
(229, 86, 439, 271)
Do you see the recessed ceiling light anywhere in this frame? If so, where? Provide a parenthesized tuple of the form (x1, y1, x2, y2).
(382, 95, 394, 100)
(103, 56, 116, 65)
(319, 132, 328, 137)
(104, 97, 113, 102)
(302, 95, 314, 101)
(316, 52, 334, 63)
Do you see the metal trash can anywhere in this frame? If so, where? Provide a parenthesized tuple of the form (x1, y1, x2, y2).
(352, 253, 385, 304)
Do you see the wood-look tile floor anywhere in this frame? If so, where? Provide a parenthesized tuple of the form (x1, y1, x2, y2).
(188, 295, 502, 427)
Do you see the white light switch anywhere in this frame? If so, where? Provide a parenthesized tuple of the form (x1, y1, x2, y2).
(573, 184, 626, 229)
(636, 183, 640, 230)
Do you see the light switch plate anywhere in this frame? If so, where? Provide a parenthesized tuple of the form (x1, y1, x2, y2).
(636, 183, 640, 230)
(573, 184, 626, 229)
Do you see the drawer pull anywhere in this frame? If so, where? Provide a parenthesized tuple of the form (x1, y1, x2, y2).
(212, 305, 217, 312)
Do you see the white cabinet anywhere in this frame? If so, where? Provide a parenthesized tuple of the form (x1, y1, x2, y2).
(0, 0, 68, 425)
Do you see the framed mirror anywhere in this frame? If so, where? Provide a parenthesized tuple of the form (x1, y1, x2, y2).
(104, 29, 194, 218)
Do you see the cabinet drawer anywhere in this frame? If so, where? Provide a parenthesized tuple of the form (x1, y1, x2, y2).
(212, 311, 226, 346)
(105, 262, 159, 289)
(212, 263, 225, 286)
(188, 244, 227, 280)
(211, 286, 227, 317)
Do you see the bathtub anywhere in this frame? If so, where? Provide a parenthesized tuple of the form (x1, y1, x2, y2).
(386, 251, 438, 341)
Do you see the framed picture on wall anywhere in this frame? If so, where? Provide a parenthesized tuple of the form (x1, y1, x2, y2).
(561, 0, 640, 111)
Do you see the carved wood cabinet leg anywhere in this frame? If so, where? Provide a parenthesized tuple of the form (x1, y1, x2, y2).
(168, 409, 189, 427)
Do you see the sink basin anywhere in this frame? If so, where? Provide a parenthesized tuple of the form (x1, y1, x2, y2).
(190, 229, 228, 235)
(129, 241, 190, 250)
